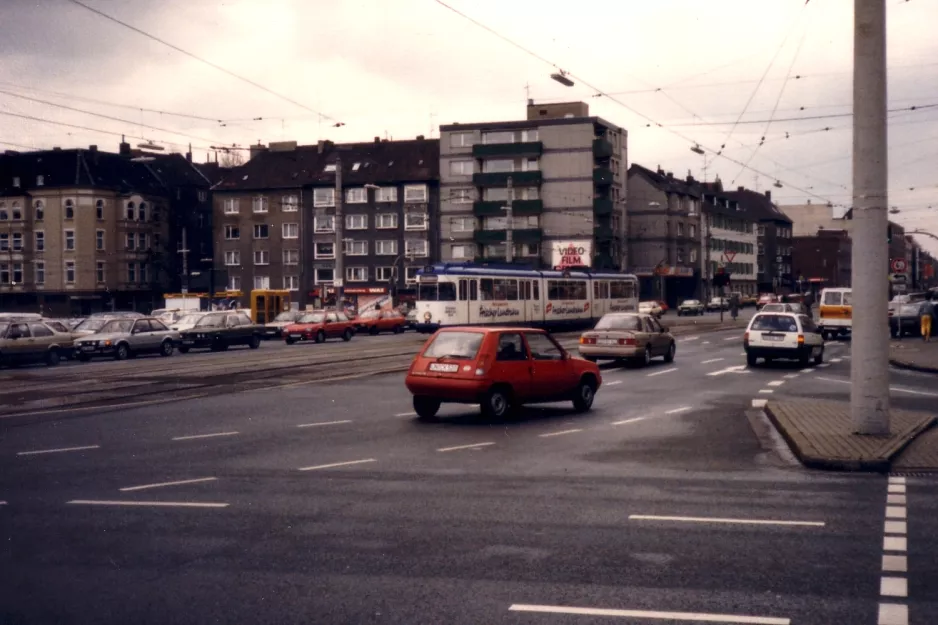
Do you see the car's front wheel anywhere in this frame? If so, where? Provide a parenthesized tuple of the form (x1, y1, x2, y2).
(249, 335, 261, 349)
(115, 343, 130, 361)
(315, 330, 326, 344)
(572, 377, 596, 412)
(413, 395, 441, 420)
(641, 345, 652, 367)
(814, 345, 824, 365)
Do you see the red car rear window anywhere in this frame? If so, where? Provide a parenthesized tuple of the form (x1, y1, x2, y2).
(423, 331, 484, 359)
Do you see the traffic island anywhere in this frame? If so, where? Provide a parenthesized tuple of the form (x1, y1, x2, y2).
(889, 339, 938, 374)
(764, 399, 936, 472)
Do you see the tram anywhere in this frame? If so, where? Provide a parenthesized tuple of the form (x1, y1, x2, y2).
(413, 262, 639, 332)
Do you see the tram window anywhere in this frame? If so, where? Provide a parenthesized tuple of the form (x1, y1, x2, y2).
(458, 279, 468, 301)
(438, 282, 457, 301)
(480, 278, 495, 300)
(593, 281, 600, 298)
(547, 279, 587, 300)
(470, 279, 478, 301)
(488, 278, 518, 301)
(418, 282, 457, 301)
(601, 282, 609, 298)
(610, 280, 635, 299)
(522, 280, 531, 301)
(533, 281, 539, 300)
(418, 283, 438, 300)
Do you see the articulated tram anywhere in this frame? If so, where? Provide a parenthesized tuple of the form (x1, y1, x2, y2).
(413, 263, 639, 332)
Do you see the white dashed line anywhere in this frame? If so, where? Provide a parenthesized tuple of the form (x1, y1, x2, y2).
(665, 406, 692, 415)
(612, 417, 646, 426)
(784, 374, 799, 379)
(883, 536, 907, 552)
(886, 506, 907, 519)
(17, 445, 100, 456)
(0, 501, 6, 506)
(723, 335, 740, 341)
(120, 477, 218, 492)
(539, 429, 583, 438)
(647, 367, 678, 377)
(507, 604, 790, 624)
(759, 389, 774, 394)
(628, 514, 824, 527)
(701, 358, 724, 364)
(880, 476, 910, 623)
(880, 576, 908, 598)
(888, 484, 906, 494)
(767, 380, 785, 387)
(67, 500, 228, 508)
(751, 399, 768, 408)
(702, 341, 711, 345)
(800, 368, 814, 373)
(683, 336, 700, 342)
(707, 365, 747, 376)
(816, 363, 830, 368)
(878, 603, 908, 625)
(171, 431, 239, 442)
(885, 521, 907, 534)
(298, 458, 376, 471)
(831, 358, 843, 363)
(436, 442, 495, 452)
(604, 380, 623, 386)
(394, 412, 417, 417)
(882, 555, 908, 573)
(296, 420, 353, 428)
(887, 494, 907, 505)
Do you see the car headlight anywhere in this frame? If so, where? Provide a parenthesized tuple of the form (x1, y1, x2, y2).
(103, 340, 112, 347)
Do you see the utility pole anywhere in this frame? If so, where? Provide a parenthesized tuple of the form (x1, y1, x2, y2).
(334, 157, 344, 309)
(179, 227, 189, 294)
(503, 176, 514, 263)
(851, 0, 890, 434)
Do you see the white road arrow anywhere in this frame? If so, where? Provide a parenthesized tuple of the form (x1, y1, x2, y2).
(707, 365, 749, 376)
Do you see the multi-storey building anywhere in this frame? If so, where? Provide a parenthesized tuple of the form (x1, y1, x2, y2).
(700, 179, 759, 297)
(792, 229, 852, 292)
(439, 100, 627, 271)
(0, 144, 211, 316)
(212, 137, 440, 310)
(722, 188, 793, 293)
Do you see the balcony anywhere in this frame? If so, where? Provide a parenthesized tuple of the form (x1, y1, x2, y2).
(594, 224, 617, 240)
(592, 138, 614, 159)
(473, 171, 542, 187)
(472, 141, 543, 158)
(473, 228, 543, 245)
(593, 198, 614, 216)
(472, 199, 543, 217)
(593, 167, 614, 186)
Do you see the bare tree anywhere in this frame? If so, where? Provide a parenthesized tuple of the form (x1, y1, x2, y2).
(218, 150, 244, 168)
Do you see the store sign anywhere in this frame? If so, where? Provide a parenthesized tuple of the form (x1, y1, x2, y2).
(344, 287, 388, 295)
(552, 240, 593, 270)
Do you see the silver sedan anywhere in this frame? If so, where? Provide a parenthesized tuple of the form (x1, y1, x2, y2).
(74, 317, 180, 361)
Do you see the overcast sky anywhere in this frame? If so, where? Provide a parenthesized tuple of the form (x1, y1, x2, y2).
(1, 0, 936, 253)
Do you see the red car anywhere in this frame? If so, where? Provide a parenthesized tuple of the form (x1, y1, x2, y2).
(283, 310, 356, 344)
(405, 326, 602, 419)
(356, 309, 406, 335)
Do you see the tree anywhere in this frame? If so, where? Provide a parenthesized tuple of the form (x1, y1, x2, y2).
(218, 150, 244, 168)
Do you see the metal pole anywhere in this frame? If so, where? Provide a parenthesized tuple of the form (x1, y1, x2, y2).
(180, 227, 189, 293)
(334, 157, 344, 308)
(504, 176, 514, 263)
(851, 0, 890, 434)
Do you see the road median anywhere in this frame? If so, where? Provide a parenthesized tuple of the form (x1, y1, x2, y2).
(889, 339, 938, 374)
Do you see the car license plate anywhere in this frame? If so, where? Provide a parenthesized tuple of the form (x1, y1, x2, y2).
(289, 334, 301, 339)
(762, 334, 784, 342)
(182, 340, 194, 345)
(429, 363, 459, 373)
(599, 338, 615, 345)
(81, 345, 95, 352)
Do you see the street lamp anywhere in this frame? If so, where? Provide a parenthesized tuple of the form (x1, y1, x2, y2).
(550, 70, 574, 87)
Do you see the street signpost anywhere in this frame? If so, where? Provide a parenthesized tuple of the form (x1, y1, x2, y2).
(891, 258, 907, 273)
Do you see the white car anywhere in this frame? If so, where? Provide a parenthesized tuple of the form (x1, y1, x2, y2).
(744, 311, 824, 367)
(706, 297, 729, 311)
(170, 312, 208, 332)
(638, 301, 663, 317)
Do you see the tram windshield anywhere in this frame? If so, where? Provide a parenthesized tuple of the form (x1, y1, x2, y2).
(418, 282, 457, 301)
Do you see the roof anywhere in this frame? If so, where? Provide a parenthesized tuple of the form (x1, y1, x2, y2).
(192, 162, 231, 186)
(145, 153, 211, 188)
(722, 188, 792, 224)
(0, 148, 166, 195)
(628, 163, 702, 197)
(213, 139, 440, 192)
(440, 116, 622, 133)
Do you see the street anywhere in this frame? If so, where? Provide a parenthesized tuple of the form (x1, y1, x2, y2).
(2, 328, 936, 624)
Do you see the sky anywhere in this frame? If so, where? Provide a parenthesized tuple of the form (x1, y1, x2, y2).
(1, 0, 937, 254)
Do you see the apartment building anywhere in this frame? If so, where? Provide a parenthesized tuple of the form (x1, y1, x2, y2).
(700, 180, 759, 297)
(438, 100, 627, 271)
(792, 229, 852, 291)
(722, 188, 793, 293)
(212, 138, 440, 309)
(0, 145, 205, 315)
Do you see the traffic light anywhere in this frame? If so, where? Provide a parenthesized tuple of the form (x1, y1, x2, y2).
(713, 272, 731, 288)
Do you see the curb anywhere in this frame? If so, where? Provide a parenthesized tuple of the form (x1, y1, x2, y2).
(889, 357, 938, 375)
(762, 403, 936, 472)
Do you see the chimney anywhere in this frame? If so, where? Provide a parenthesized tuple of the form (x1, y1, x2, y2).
(738, 186, 745, 192)
(657, 165, 664, 175)
(764, 190, 771, 200)
(249, 141, 267, 161)
(89, 145, 98, 153)
(374, 136, 380, 143)
(527, 98, 534, 106)
(317, 140, 326, 154)
(416, 134, 425, 141)
(665, 171, 673, 180)
(119, 135, 131, 156)
(186, 151, 192, 163)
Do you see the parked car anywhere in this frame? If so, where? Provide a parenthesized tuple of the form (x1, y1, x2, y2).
(283, 310, 357, 344)
(73, 314, 144, 337)
(0, 320, 74, 367)
(676, 299, 705, 316)
(706, 297, 729, 311)
(760, 302, 810, 315)
(355, 309, 407, 335)
(169, 312, 208, 332)
(74, 317, 180, 361)
(578, 312, 676, 366)
(890, 302, 926, 338)
(405, 327, 602, 420)
(177, 311, 263, 352)
(638, 301, 663, 317)
(264, 310, 305, 339)
(744, 311, 824, 366)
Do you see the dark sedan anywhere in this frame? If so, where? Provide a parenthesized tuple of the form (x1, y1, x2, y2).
(890, 302, 925, 338)
(178, 311, 263, 352)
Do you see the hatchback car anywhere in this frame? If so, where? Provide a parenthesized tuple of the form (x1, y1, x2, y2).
(74, 317, 180, 361)
(0, 320, 73, 367)
(355, 309, 406, 335)
(744, 312, 824, 366)
(264, 310, 305, 339)
(283, 310, 356, 344)
(578, 313, 675, 366)
(405, 327, 602, 420)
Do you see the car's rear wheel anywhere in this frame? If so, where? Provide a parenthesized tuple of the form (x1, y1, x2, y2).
(115, 343, 130, 361)
(413, 395, 441, 420)
(315, 330, 326, 344)
(641, 345, 652, 367)
(746, 353, 758, 367)
(342, 328, 353, 342)
(393, 324, 403, 334)
(481, 386, 512, 419)
(664, 342, 676, 363)
(572, 377, 596, 412)
(46, 348, 60, 367)
(249, 335, 260, 349)
(160, 340, 174, 357)
(814, 345, 824, 365)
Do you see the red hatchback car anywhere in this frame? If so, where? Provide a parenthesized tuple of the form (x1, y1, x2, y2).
(405, 327, 602, 419)
(283, 310, 356, 344)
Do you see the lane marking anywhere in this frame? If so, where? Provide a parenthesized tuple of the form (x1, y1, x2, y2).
(605, 380, 623, 386)
(539, 429, 583, 438)
(665, 406, 692, 415)
(707, 365, 747, 376)
(701, 341, 711, 345)
(119, 477, 218, 492)
(889, 477, 906, 485)
(831, 358, 843, 363)
(758, 389, 774, 394)
(612, 417, 646, 426)
(171, 431, 239, 441)
(886, 506, 907, 519)
(67, 500, 228, 508)
(296, 420, 352, 428)
(884, 521, 907, 535)
(298, 458, 376, 471)
(880, 577, 908, 598)
(628, 514, 824, 527)
(800, 368, 814, 373)
(816, 363, 830, 368)
(1, 393, 209, 419)
(767, 380, 785, 387)
(437, 442, 495, 452)
(887, 494, 907, 505)
(882, 555, 908, 573)
(723, 335, 740, 341)
(647, 368, 678, 377)
(701, 358, 724, 364)
(394, 411, 417, 417)
(17, 444, 100, 456)
(508, 604, 790, 624)
(883, 536, 907, 552)
(0, 501, 6, 505)
(752, 399, 768, 408)
(817, 377, 938, 397)
(888, 484, 906, 494)
(683, 336, 700, 341)
(783, 374, 799, 379)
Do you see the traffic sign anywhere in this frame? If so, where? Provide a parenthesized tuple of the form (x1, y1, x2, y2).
(891, 258, 908, 273)
(724, 251, 737, 263)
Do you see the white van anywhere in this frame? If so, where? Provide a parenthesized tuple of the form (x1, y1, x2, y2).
(818, 287, 852, 339)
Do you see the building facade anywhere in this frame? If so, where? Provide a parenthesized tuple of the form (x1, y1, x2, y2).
(212, 138, 440, 310)
(701, 181, 759, 297)
(792, 229, 852, 291)
(438, 101, 627, 272)
(723, 188, 792, 293)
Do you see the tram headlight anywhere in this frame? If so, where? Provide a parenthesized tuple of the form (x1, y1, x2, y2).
(423, 312, 432, 322)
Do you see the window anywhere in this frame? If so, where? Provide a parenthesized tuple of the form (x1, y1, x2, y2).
(376, 240, 397, 255)
(125, 233, 136, 250)
(450, 132, 473, 147)
(346, 266, 368, 282)
(677, 250, 684, 264)
(451, 244, 471, 259)
(65, 230, 75, 251)
(12, 177, 19, 187)
(525, 332, 563, 361)
(315, 268, 334, 283)
(224, 250, 240, 266)
(11, 262, 22, 284)
(96, 230, 105, 250)
(282, 195, 298, 212)
(34, 231, 44, 252)
(65, 261, 75, 284)
(283, 275, 299, 291)
(323, 164, 337, 173)
(138, 232, 148, 250)
(254, 250, 270, 265)
(677, 222, 684, 236)
(405, 239, 428, 257)
(314, 215, 335, 232)
(758, 225, 766, 237)
(252, 196, 269, 213)
(127, 263, 136, 283)
(376, 186, 397, 202)
(253, 224, 269, 239)
(224, 225, 240, 240)
(450, 160, 473, 176)
(37, 175, 44, 186)
(346, 214, 367, 230)
(0, 263, 7, 283)
(283, 249, 300, 265)
(35, 261, 45, 285)
(482, 157, 539, 173)
(404, 184, 428, 202)
(405, 266, 419, 283)
(35, 200, 44, 221)
(126, 202, 135, 220)
(546, 279, 588, 300)
(227, 276, 241, 291)
(12, 233, 22, 251)
(313, 188, 335, 207)
(690, 249, 698, 263)
(482, 129, 538, 144)
(451, 216, 474, 232)
(282, 223, 299, 239)
(0, 206, 6, 220)
(223, 198, 239, 214)
(253, 275, 270, 290)
(95, 261, 104, 284)
(405, 212, 428, 230)
(138, 202, 147, 221)
(376, 266, 394, 281)
(451, 188, 473, 203)
(314, 242, 335, 259)
(344, 240, 368, 256)
(12, 205, 21, 220)
(346, 188, 367, 204)
(495, 333, 526, 361)
(64, 199, 75, 219)
(690, 224, 697, 238)
(139, 263, 148, 283)
(376, 213, 397, 229)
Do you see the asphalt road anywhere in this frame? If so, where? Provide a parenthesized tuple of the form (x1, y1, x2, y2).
(1, 328, 935, 625)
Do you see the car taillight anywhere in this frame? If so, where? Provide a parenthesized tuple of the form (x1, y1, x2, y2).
(743, 331, 749, 344)
(798, 334, 805, 345)
(475, 355, 489, 376)
(580, 336, 597, 345)
(618, 337, 636, 345)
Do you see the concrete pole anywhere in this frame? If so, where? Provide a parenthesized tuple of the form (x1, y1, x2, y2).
(851, 0, 890, 434)
(334, 157, 344, 308)
(504, 176, 514, 263)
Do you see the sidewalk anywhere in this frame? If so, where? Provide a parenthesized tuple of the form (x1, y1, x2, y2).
(763, 399, 936, 472)
(889, 338, 938, 374)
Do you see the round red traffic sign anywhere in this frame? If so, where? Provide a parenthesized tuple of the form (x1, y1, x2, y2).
(891, 258, 907, 272)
